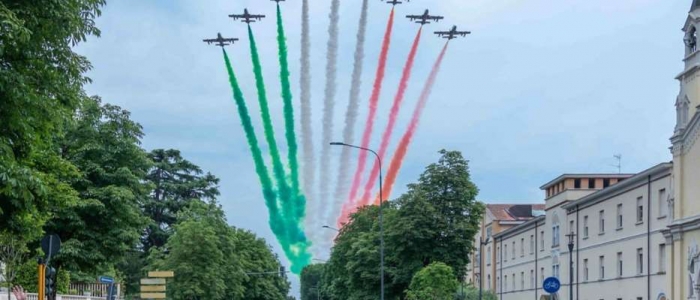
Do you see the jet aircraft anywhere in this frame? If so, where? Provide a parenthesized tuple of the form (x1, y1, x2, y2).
(229, 9, 265, 23)
(203, 33, 239, 47)
(385, 0, 408, 6)
(434, 25, 471, 40)
(407, 9, 444, 25)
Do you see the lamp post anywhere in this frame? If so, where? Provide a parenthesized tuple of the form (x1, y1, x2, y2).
(330, 142, 384, 300)
(566, 231, 576, 300)
(479, 236, 490, 300)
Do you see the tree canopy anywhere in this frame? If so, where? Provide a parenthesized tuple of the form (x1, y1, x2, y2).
(405, 262, 458, 300)
(318, 150, 483, 299)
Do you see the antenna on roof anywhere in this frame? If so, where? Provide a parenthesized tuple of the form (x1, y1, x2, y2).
(611, 154, 622, 174)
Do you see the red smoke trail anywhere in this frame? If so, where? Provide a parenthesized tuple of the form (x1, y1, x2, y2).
(377, 42, 450, 204)
(359, 27, 422, 206)
(338, 8, 395, 227)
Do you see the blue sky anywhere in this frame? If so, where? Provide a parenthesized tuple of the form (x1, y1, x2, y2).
(77, 0, 687, 294)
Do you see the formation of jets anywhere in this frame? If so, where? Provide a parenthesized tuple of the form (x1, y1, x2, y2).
(204, 2, 471, 48)
(228, 8, 265, 24)
(203, 33, 239, 47)
(406, 9, 443, 25)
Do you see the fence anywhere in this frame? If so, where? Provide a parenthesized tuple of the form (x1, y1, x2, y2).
(20, 293, 122, 300)
(67, 283, 121, 297)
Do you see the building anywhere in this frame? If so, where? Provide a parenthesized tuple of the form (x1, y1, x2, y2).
(469, 2, 700, 299)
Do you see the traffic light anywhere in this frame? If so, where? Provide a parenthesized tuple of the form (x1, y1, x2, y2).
(45, 266, 56, 300)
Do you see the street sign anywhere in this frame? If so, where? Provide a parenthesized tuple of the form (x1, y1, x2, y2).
(148, 271, 174, 278)
(140, 293, 166, 299)
(141, 285, 166, 292)
(141, 278, 166, 285)
(41, 234, 61, 260)
(99, 276, 114, 284)
(543, 277, 561, 294)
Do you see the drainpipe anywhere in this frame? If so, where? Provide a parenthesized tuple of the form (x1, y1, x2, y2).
(576, 205, 580, 300)
(535, 221, 539, 300)
(647, 175, 651, 300)
(499, 236, 503, 300)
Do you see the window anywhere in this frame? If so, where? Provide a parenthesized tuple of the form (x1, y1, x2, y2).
(512, 273, 515, 291)
(504, 244, 508, 262)
(552, 225, 560, 247)
(659, 189, 667, 217)
(497, 246, 500, 264)
(637, 196, 644, 223)
(599, 210, 605, 234)
(588, 178, 595, 189)
(637, 248, 644, 274)
(486, 226, 493, 239)
(583, 216, 589, 238)
(520, 238, 524, 257)
(504, 275, 507, 292)
(540, 267, 544, 284)
(487, 246, 491, 266)
(574, 178, 581, 188)
(660, 244, 667, 272)
(530, 235, 534, 254)
(553, 264, 560, 278)
(488, 275, 491, 289)
(617, 204, 623, 229)
(603, 178, 610, 187)
(617, 252, 623, 277)
(497, 276, 500, 292)
(584, 259, 589, 281)
(512, 241, 516, 260)
(599, 256, 605, 279)
(530, 269, 534, 288)
(520, 272, 524, 290)
(569, 220, 574, 235)
(540, 231, 545, 250)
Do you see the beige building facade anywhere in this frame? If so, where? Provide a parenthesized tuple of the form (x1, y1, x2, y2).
(469, 2, 700, 299)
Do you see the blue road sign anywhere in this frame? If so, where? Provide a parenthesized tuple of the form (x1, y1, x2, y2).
(99, 276, 114, 284)
(543, 277, 561, 293)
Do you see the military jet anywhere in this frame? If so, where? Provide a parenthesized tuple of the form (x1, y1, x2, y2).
(203, 33, 239, 47)
(385, 0, 407, 6)
(271, 0, 285, 3)
(229, 9, 265, 23)
(434, 25, 471, 40)
(407, 10, 444, 25)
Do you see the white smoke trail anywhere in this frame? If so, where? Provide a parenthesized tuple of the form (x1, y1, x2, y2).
(299, 0, 318, 254)
(316, 0, 340, 238)
(327, 0, 369, 240)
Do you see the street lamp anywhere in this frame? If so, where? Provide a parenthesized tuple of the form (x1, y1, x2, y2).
(479, 236, 490, 300)
(330, 142, 385, 300)
(566, 231, 576, 300)
(322, 225, 339, 232)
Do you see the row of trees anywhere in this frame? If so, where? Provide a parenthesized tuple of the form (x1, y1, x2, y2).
(0, 1, 291, 299)
(301, 150, 495, 300)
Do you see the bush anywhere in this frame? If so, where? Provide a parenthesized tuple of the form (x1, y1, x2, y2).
(406, 262, 459, 300)
(455, 284, 497, 300)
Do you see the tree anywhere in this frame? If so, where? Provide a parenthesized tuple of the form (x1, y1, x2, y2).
(45, 97, 150, 277)
(405, 262, 458, 300)
(0, 233, 28, 300)
(456, 285, 497, 300)
(142, 149, 220, 253)
(387, 150, 482, 285)
(0, 0, 104, 240)
(300, 264, 324, 300)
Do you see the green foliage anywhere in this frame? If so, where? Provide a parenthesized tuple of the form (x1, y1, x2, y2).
(142, 149, 220, 253)
(56, 269, 71, 294)
(45, 97, 150, 276)
(0, 0, 105, 239)
(300, 264, 324, 300)
(322, 150, 483, 299)
(405, 262, 458, 300)
(14, 259, 39, 292)
(455, 285, 497, 300)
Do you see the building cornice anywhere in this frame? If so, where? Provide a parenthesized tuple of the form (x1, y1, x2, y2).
(493, 216, 546, 240)
(562, 163, 672, 212)
(671, 105, 700, 156)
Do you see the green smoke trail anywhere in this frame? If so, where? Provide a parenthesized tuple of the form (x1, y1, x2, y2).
(248, 25, 310, 273)
(276, 4, 305, 223)
(248, 25, 293, 221)
(221, 48, 287, 243)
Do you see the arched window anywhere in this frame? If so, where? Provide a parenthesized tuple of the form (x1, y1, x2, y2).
(552, 213, 560, 247)
(686, 26, 698, 54)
